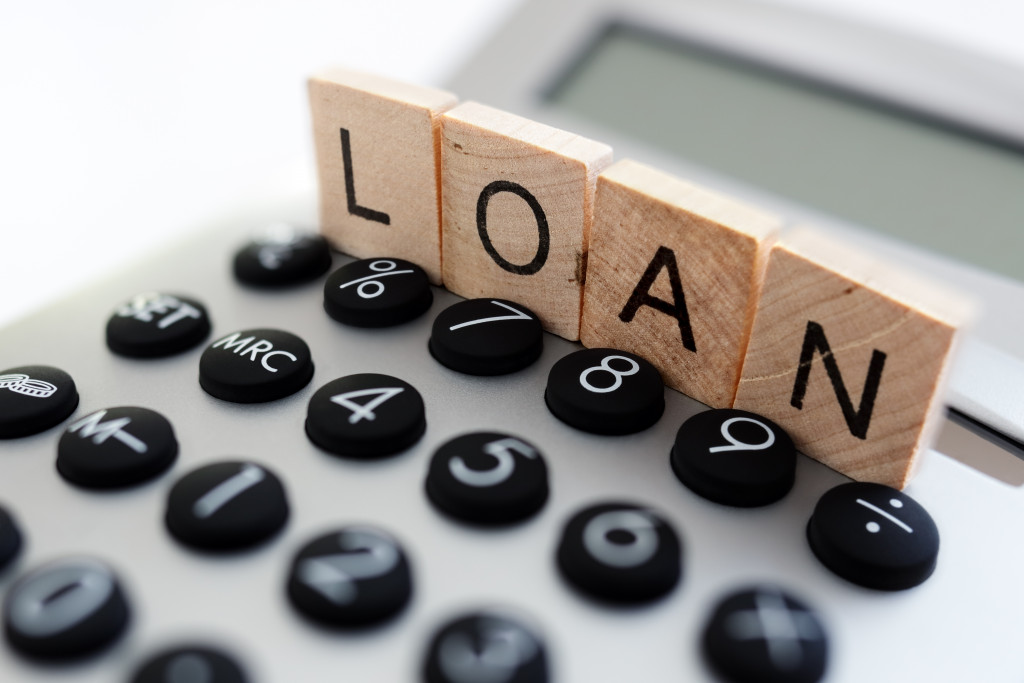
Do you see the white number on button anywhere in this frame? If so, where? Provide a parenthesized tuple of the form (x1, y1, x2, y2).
(708, 417, 775, 454)
(583, 509, 659, 568)
(448, 300, 532, 331)
(331, 387, 405, 424)
(579, 355, 640, 394)
(297, 530, 400, 605)
(449, 437, 537, 488)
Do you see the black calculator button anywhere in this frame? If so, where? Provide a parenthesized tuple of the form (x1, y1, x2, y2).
(556, 502, 681, 603)
(807, 482, 939, 590)
(0, 365, 79, 439)
(671, 409, 796, 507)
(702, 586, 828, 683)
(0, 505, 23, 572)
(287, 527, 412, 627)
(105, 292, 211, 358)
(429, 298, 543, 376)
(131, 645, 248, 683)
(57, 406, 178, 489)
(426, 432, 548, 525)
(3, 557, 130, 660)
(232, 226, 332, 287)
(545, 349, 664, 435)
(324, 258, 433, 327)
(165, 461, 289, 552)
(199, 328, 314, 403)
(305, 374, 426, 458)
(423, 612, 549, 683)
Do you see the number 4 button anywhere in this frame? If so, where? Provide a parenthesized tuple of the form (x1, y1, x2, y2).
(305, 374, 426, 458)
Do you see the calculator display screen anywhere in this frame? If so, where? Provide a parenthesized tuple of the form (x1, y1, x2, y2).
(547, 23, 1024, 283)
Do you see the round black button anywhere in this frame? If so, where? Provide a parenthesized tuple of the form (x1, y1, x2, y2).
(3, 557, 130, 660)
(671, 409, 796, 507)
(165, 461, 289, 551)
(423, 612, 548, 683)
(0, 365, 79, 439)
(199, 328, 314, 403)
(324, 258, 433, 327)
(232, 225, 332, 287)
(305, 374, 426, 458)
(807, 482, 939, 590)
(545, 349, 664, 435)
(556, 502, 682, 603)
(105, 292, 211, 358)
(57, 406, 178, 489)
(703, 586, 828, 683)
(287, 527, 412, 627)
(0, 505, 23, 573)
(131, 645, 248, 683)
(426, 432, 548, 525)
(429, 298, 543, 376)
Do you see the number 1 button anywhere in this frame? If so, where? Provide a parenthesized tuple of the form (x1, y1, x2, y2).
(305, 374, 426, 458)
(429, 299, 543, 375)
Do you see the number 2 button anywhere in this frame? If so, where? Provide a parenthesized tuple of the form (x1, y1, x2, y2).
(545, 349, 664, 435)
(305, 374, 426, 458)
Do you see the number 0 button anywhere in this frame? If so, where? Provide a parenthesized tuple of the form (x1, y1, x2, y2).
(306, 374, 426, 458)
(556, 502, 682, 603)
(545, 349, 664, 435)
(165, 461, 289, 551)
(426, 432, 549, 525)
(429, 299, 543, 376)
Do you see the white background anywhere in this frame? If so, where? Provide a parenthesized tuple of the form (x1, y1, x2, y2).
(2, 0, 1023, 327)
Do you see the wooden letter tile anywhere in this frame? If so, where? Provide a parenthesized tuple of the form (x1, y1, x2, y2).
(440, 102, 613, 340)
(580, 159, 781, 408)
(733, 228, 973, 488)
(309, 68, 458, 284)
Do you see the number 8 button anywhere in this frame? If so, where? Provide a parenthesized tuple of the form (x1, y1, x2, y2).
(545, 349, 664, 435)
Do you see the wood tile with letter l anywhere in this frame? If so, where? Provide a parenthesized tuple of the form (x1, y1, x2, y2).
(309, 68, 458, 284)
(733, 228, 973, 489)
(441, 102, 613, 341)
(579, 159, 780, 408)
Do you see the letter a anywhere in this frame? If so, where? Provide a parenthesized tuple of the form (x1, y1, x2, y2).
(618, 246, 696, 352)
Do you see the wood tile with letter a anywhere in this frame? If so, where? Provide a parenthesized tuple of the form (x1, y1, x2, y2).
(441, 102, 613, 340)
(733, 229, 973, 489)
(309, 68, 458, 284)
(580, 159, 780, 408)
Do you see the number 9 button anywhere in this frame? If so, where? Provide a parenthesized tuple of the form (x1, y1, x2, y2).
(671, 409, 796, 507)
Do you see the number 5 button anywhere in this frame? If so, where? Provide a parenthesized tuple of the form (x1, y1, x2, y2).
(305, 374, 426, 458)
(545, 349, 664, 435)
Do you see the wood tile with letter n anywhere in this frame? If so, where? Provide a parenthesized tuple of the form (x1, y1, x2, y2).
(309, 68, 458, 284)
(733, 228, 974, 489)
(579, 159, 780, 408)
(440, 102, 613, 341)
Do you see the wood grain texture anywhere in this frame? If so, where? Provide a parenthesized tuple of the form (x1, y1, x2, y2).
(580, 159, 780, 408)
(309, 67, 457, 284)
(440, 102, 613, 340)
(733, 228, 973, 488)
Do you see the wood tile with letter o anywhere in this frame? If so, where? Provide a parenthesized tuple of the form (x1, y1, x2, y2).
(440, 102, 613, 341)
(309, 68, 457, 285)
(733, 229, 973, 489)
(580, 160, 780, 408)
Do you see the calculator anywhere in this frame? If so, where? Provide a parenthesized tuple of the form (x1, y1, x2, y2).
(2, 0, 1023, 682)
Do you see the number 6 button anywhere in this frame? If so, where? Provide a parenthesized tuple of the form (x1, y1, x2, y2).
(545, 349, 664, 435)
(305, 374, 426, 458)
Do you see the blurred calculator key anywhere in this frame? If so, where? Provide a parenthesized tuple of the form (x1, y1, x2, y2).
(545, 348, 664, 435)
(0, 504, 23, 572)
(581, 159, 779, 408)
(423, 612, 549, 683)
(199, 328, 314, 403)
(130, 646, 248, 683)
(3, 557, 130, 660)
(440, 101, 613, 341)
(232, 224, 332, 288)
(106, 292, 211, 358)
(309, 67, 457, 285)
(0, 365, 79, 439)
(323, 258, 433, 327)
(429, 298, 543, 376)
(57, 406, 178, 489)
(671, 409, 796, 507)
(305, 374, 426, 458)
